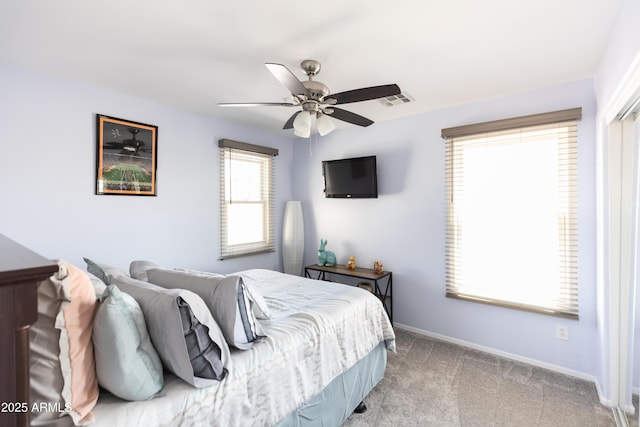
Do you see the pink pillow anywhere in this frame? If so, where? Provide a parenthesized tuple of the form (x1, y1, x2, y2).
(31, 261, 98, 426)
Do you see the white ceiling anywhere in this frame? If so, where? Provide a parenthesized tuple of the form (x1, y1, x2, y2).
(0, 1, 621, 134)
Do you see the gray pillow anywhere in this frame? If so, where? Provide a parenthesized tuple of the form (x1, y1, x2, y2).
(109, 275, 230, 387)
(83, 257, 127, 284)
(147, 269, 266, 350)
(86, 272, 107, 299)
(174, 267, 226, 280)
(129, 260, 163, 281)
(93, 284, 164, 401)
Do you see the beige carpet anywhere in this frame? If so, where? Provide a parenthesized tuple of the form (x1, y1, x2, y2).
(344, 328, 616, 427)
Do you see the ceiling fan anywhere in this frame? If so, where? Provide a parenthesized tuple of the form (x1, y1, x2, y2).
(218, 60, 401, 137)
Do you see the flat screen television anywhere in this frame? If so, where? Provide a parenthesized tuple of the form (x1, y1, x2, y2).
(322, 155, 378, 198)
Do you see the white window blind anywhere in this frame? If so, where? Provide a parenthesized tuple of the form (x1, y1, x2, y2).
(219, 139, 277, 259)
(442, 108, 580, 319)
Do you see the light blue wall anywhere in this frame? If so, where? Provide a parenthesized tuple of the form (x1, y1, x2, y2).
(292, 78, 599, 377)
(0, 63, 295, 274)
(0, 45, 624, 395)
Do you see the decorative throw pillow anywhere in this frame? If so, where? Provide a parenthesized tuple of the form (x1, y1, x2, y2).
(147, 269, 266, 350)
(129, 259, 163, 281)
(30, 261, 99, 426)
(110, 275, 230, 387)
(92, 284, 164, 401)
(83, 257, 127, 284)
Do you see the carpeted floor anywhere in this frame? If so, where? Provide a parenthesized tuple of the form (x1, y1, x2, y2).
(630, 396, 639, 427)
(344, 328, 616, 426)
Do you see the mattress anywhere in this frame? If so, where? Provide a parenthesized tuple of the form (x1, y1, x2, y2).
(91, 269, 395, 427)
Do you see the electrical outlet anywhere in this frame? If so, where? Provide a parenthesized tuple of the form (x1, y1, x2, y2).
(556, 325, 569, 341)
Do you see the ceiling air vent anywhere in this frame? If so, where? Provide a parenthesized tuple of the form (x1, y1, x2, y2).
(379, 92, 414, 107)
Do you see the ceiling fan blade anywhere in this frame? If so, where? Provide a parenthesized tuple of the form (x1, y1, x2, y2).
(328, 84, 401, 105)
(265, 63, 308, 97)
(329, 107, 374, 127)
(283, 111, 301, 129)
(218, 102, 297, 107)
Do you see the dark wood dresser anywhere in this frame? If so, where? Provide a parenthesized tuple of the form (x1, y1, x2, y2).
(0, 234, 58, 427)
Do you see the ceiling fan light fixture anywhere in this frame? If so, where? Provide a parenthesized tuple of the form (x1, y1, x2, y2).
(294, 126, 311, 138)
(293, 110, 311, 130)
(293, 110, 312, 137)
(316, 113, 335, 136)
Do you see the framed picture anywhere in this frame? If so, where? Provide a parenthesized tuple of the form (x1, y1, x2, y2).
(96, 114, 158, 196)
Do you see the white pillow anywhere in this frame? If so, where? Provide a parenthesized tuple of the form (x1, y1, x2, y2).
(93, 285, 164, 401)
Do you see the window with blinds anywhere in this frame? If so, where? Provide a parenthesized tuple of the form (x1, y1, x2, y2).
(218, 139, 278, 259)
(441, 108, 581, 319)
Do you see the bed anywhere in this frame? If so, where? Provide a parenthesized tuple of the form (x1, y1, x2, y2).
(91, 268, 395, 427)
(0, 236, 395, 427)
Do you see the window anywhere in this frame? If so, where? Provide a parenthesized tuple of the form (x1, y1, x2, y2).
(219, 139, 278, 259)
(441, 108, 581, 319)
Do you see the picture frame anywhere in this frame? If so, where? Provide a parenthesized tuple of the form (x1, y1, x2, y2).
(96, 114, 158, 196)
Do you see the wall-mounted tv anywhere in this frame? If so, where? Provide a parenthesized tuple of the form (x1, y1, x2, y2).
(322, 155, 378, 198)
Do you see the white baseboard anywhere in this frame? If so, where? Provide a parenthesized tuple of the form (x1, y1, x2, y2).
(393, 322, 613, 408)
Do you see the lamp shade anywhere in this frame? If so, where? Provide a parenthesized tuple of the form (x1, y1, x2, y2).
(282, 201, 304, 275)
(294, 126, 311, 138)
(316, 113, 335, 136)
(293, 111, 311, 137)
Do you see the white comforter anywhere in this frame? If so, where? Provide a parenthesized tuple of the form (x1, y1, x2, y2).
(92, 269, 395, 427)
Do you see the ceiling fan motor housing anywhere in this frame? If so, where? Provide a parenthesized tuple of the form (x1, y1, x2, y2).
(301, 101, 320, 113)
(299, 59, 331, 102)
(302, 80, 330, 100)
